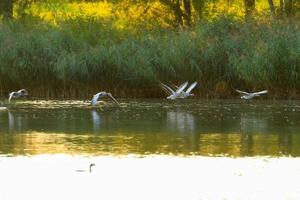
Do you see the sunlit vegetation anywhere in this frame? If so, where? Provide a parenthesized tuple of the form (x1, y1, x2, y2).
(0, 0, 299, 98)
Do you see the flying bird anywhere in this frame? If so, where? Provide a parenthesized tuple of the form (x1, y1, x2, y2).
(8, 89, 28, 102)
(91, 91, 119, 106)
(160, 82, 188, 100)
(172, 81, 198, 98)
(235, 89, 268, 100)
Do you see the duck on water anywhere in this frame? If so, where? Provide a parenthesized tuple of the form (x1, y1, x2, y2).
(76, 163, 96, 173)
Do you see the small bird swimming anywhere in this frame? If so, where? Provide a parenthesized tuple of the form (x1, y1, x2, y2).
(8, 89, 28, 102)
(235, 89, 268, 100)
(160, 82, 188, 100)
(172, 81, 198, 98)
(91, 91, 119, 106)
(76, 163, 96, 173)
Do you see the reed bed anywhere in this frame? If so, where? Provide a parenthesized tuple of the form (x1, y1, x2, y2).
(0, 16, 299, 99)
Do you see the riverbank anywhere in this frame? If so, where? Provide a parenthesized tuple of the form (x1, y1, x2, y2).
(0, 17, 299, 99)
(0, 154, 299, 200)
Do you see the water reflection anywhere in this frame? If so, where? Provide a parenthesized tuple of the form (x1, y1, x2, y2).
(0, 100, 299, 156)
(166, 110, 195, 134)
(239, 113, 268, 134)
(8, 111, 14, 132)
(91, 110, 101, 132)
(8, 111, 29, 133)
(0, 131, 300, 156)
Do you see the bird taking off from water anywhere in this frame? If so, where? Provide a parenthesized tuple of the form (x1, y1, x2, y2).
(91, 91, 119, 106)
(8, 89, 28, 102)
(160, 82, 188, 100)
(235, 89, 268, 100)
(172, 81, 198, 98)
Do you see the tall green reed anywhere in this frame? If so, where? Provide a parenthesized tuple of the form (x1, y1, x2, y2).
(0, 16, 299, 98)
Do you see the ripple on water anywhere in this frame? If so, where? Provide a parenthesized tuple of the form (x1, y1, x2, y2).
(0, 99, 300, 157)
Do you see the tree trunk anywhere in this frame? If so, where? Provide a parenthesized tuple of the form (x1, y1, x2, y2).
(183, 0, 192, 27)
(279, 0, 284, 16)
(0, 0, 13, 18)
(285, 0, 293, 17)
(244, 0, 255, 20)
(268, 0, 275, 17)
(174, 0, 183, 28)
(192, 0, 205, 22)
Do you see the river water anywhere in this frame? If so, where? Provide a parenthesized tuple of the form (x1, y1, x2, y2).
(0, 99, 299, 157)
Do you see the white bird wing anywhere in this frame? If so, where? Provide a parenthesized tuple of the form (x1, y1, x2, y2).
(18, 89, 28, 95)
(160, 83, 176, 95)
(160, 83, 173, 95)
(254, 90, 268, 95)
(176, 81, 188, 95)
(235, 89, 250, 95)
(185, 82, 198, 94)
(107, 93, 120, 105)
(8, 92, 14, 102)
(171, 83, 179, 90)
(161, 86, 172, 95)
(91, 92, 102, 106)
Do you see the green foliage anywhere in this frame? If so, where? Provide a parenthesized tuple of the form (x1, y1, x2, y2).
(0, 16, 299, 98)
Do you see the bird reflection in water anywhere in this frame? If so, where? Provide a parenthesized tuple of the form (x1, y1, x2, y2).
(8, 111, 14, 131)
(91, 110, 101, 132)
(8, 111, 28, 133)
(240, 113, 268, 134)
(90, 110, 116, 133)
(166, 110, 195, 133)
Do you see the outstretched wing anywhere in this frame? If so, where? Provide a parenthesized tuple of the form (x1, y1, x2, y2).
(176, 81, 188, 95)
(186, 82, 198, 94)
(160, 83, 175, 95)
(91, 92, 102, 106)
(161, 86, 171, 95)
(18, 89, 28, 96)
(107, 93, 120, 105)
(160, 83, 173, 95)
(234, 89, 250, 95)
(254, 90, 268, 95)
(8, 92, 14, 102)
(171, 83, 179, 90)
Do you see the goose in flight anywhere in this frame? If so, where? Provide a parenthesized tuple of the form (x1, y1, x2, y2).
(235, 89, 268, 100)
(172, 81, 198, 98)
(8, 89, 28, 102)
(160, 81, 188, 100)
(91, 91, 119, 106)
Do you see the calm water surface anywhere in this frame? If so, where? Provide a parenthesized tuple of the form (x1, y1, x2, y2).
(0, 99, 299, 156)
